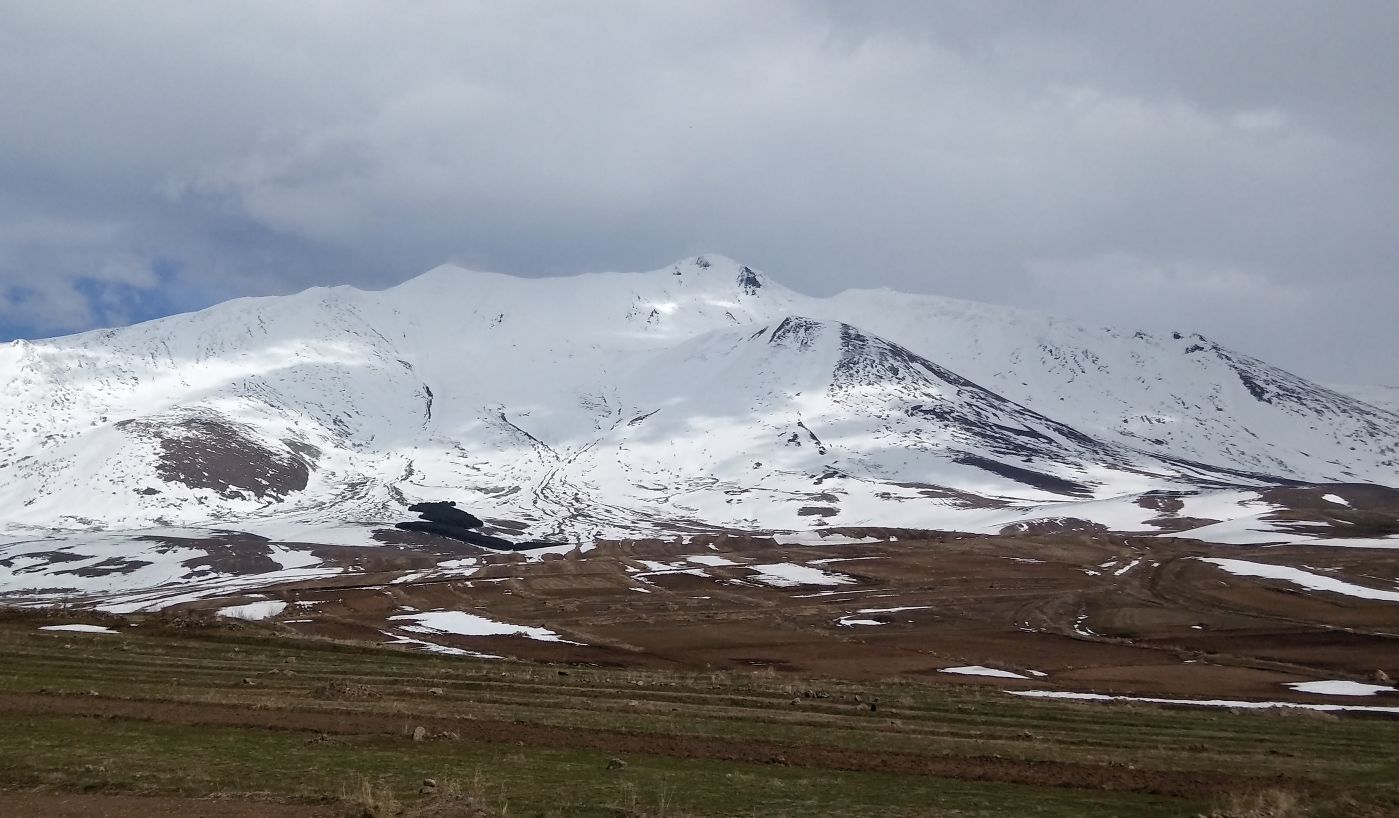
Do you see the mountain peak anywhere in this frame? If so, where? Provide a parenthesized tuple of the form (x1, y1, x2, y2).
(671, 255, 771, 294)
(390, 255, 779, 301)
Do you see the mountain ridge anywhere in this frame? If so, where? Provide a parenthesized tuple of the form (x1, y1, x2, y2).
(1, 255, 1395, 547)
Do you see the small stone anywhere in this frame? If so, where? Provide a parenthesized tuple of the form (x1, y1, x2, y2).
(427, 687, 445, 696)
(412, 726, 427, 742)
(1373, 669, 1392, 684)
(606, 758, 627, 770)
(422, 778, 438, 788)
(241, 677, 257, 686)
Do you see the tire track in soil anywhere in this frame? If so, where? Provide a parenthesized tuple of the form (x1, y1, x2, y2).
(0, 691, 1290, 799)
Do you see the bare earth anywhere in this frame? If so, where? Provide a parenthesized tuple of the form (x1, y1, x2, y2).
(191, 531, 1399, 703)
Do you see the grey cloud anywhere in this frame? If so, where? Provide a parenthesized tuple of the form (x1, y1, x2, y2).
(1, 0, 1396, 384)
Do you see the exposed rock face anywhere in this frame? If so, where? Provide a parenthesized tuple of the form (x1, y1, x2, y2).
(120, 416, 312, 501)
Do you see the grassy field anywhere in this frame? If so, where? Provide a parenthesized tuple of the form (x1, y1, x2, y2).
(0, 611, 1396, 817)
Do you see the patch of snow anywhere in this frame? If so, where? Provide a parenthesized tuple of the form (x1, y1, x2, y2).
(749, 563, 856, 587)
(775, 533, 884, 546)
(217, 600, 287, 620)
(391, 571, 432, 585)
(1199, 558, 1399, 602)
(266, 545, 323, 570)
(836, 617, 885, 626)
(940, 665, 1030, 679)
(808, 556, 880, 565)
(685, 555, 739, 567)
(381, 630, 503, 659)
(634, 560, 708, 576)
(1286, 680, 1396, 697)
(38, 623, 118, 634)
(1322, 494, 1351, 507)
(1008, 689, 1399, 715)
(388, 610, 583, 644)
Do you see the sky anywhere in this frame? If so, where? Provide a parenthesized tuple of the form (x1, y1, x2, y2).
(2, 1, 1397, 384)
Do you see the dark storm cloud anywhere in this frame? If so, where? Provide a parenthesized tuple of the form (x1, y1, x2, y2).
(1, 1, 1395, 383)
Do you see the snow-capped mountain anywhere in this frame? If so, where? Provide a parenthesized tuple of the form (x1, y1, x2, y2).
(1, 255, 1396, 545)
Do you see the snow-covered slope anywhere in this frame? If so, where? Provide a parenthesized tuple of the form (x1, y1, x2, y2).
(1330, 384, 1399, 417)
(1, 255, 1396, 547)
(816, 293, 1399, 485)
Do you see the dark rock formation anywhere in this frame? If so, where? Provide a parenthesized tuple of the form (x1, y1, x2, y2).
(407, 501, 484, 529)
(395, 500, 564, 551)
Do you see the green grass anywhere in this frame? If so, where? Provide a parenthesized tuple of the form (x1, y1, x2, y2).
(1, 619, 1396, 816)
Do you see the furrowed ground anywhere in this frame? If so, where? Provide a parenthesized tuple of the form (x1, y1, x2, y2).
(0, 614, 1396, 817)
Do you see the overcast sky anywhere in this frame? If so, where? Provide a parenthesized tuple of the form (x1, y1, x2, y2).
(3, 1, 1396, 384)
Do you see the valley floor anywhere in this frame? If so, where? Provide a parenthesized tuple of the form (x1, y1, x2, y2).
(1, 606, 1397, 817)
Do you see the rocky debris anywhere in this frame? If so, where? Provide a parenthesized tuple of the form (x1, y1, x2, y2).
(37, 687, 100, 697)
(427, 687, 445, 696)
(310, 680, 380, 700)
(606, 758, 627, 770)
(1000, 516, 1110, 536)
(1373, 669, 1392, 684)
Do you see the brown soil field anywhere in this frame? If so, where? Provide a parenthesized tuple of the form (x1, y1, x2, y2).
(194, 532, 1399, 703)
(3, 583, 1397, 817)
